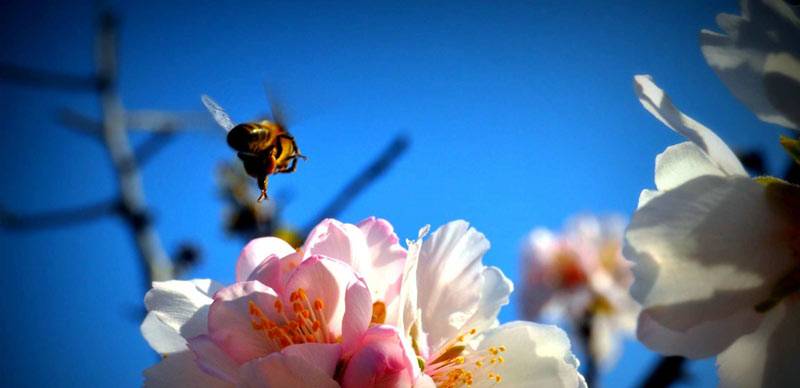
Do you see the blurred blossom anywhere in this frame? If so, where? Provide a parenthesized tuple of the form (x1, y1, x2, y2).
(700, 0, 800, 130)
(141, 218, 586, 387)
(625, 75, 800, 387)
(520, 215, 638, 367)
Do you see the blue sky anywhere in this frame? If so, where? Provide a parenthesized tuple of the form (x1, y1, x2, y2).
(0, 1, 793, 387)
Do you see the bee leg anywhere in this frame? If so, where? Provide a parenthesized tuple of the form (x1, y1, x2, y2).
(257, 175, 270, 202)
(276, 134, 308, 160)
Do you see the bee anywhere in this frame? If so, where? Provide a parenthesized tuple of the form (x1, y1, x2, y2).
(202, 94, 306, 202)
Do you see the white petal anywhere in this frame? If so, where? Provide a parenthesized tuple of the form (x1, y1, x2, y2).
(417, 220, 489, 351)
(763, 52, 800, 130)
(654, 142, 729, 191)
(637, 308, 761, 359)
(143, 351, 233, 388)
(700, 0, 800, 130)
(142, 279, 223, 351)
(473, 321, 586, 388)
(460, 266, 513, 335)
(718, 301, 800, 388)
(142, 312, 188, 354)
(633, 75, 747, 176)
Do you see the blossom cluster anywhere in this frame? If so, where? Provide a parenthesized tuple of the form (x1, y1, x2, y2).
(141, 218, 587, 387)
(520, 215, 638, 368)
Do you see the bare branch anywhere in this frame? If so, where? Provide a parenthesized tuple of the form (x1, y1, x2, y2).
(125, 110, 216, 132)
(96, 10, 174, 285)
(637, 356, 687, 388)
(135, 132, 177, 167)
(303, 134, 409, 234)
(56, 108, 103, 140)
(0, 200, 119, 230)
(0, 63, 97, 91)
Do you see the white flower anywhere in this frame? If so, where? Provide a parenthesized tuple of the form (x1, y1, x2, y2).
(626, 75, 800, 388)
(404, 221, 587, 388)
(700, 0, 800, 129)
(520, 215, 639, 368)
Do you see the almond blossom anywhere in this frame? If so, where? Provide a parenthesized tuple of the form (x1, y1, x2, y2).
(625, 75, 800, 387)
(142, 217, 586, 387)
(700, 0, 800, 130)
(519, 215, 638, 367)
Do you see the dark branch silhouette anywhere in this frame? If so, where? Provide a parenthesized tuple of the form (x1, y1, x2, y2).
(0, 63, 98, 91)
(302, 134, 409, 234)
(0, 200, 119, 230)
(638, 356, 688, 388)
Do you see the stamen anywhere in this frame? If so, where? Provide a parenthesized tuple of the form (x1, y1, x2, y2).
(246, 289, 335, 351)
(424, 329, 508, 388)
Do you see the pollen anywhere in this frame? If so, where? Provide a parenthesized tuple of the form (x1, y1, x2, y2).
(247, 288, 335, 352)
(424, 328, 508, 387)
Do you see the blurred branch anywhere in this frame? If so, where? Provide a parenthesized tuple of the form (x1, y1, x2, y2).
(0, 63, 97, 91)
(135, 132, 177, 167)
(0, 200, 118, 229)
(303, 134, 409, 234)
(577, 311, 598, 388)
(125, 110, 216, 132)
(637, 356, 687, 388)
(56, 108, 103, 141)
(95, 11, 174, 286)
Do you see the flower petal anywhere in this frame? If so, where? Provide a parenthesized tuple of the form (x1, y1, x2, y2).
(302, 218, 368, 269)
(625, 175, 797, 331)
(763, 52, 800, 130)
(207, 281, 282, 364)
(142, 279, 223, 353)
(473, 321, 586, 388)
(236, 237, 296, 282)
(341, 326, 417, 388)
(188, 335, 239, 383)
(358, 217, 407, 302)
(637, 308, 761, 359)
(143, 351, 232, 388)
(418, 220, 489, 351)
(633, 75, 747, 176)
(238, 351, 340, 388)
(142, 311, 188, 354)
(284, 255, 362, 335)
(700, 1, 800, 129)
(461, 266, 513, 335)
(718, 301, 800, 388)
(342, 278, 373, 352)
(281, 343, 342, 377)
(247, 251, 303, 296)
(654, 142, 730, 192)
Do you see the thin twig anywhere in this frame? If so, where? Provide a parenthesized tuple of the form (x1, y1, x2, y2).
(0, 200, 119, 230)
(55, 108, 103, 141)
(637, 356, 687, 388)
(125, 110, 216, 131)
(578, 311, 598, 388)
(302, 134, 409, 234)
(135, 132, 177, 167)
(0, 63, 98, 91)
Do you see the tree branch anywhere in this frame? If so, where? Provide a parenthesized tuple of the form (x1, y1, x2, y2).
(637, 356, 687, 388)
(0, 63, 98, 91)
(0, 200, 119, 230)
(303, 134, 409, 234)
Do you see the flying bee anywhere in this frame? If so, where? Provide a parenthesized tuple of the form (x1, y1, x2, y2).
(202, 94, 307, 202)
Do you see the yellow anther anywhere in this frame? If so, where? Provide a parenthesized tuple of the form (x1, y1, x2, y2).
(314, 299, 324, 310)
(497, 345, 507, 352)
(497, 356, 504, 363)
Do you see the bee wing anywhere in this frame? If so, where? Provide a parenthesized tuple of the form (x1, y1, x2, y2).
(201, 94, 236, 132)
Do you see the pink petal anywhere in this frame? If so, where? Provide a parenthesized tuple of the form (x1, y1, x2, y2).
(284, 255, 362, 335)
(302, 218, 366, 268)
(187, 335, 239, 383)
(281, 343, 343, 377)
(238, 350, 340, 388)
(207, 281, 282, 364)
(342, 278, 373, 352)
(247, 251, 303, 296)
(358, 217, 407, 303)
(341, 326, 417, 388)
(236, 237, 296, 282)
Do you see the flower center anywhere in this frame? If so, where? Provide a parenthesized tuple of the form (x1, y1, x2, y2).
(248, 287, 334, 351)
(423, 328, 507, 387)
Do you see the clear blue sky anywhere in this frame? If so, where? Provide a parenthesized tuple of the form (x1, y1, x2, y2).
(0, 1, 792, 387)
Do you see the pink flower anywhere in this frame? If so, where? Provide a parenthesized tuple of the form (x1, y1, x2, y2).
(520, 215, 638, 366)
